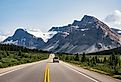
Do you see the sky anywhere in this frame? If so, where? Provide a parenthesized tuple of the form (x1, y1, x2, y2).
(0, 0, 121, 41)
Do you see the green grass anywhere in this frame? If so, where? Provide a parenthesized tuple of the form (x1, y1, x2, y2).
(0, 51, 49, 68)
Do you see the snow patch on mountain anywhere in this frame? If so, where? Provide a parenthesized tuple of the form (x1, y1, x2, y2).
(3, 40, 18, 45)
(118, 31, 121, 33)
(80, 28, 89, 31)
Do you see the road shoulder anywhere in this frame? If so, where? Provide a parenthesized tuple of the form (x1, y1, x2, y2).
(0, 60, 47, 76)
(61, 61, 121, 82)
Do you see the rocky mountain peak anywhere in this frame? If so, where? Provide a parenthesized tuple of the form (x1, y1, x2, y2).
(13, 28, 30, 38)
(44, 15, 121, 54)
(14, 29, 27, 35)
(72, 15, 99, 26)
(3, 28, 45, 49)
(81, 15, 99, 23)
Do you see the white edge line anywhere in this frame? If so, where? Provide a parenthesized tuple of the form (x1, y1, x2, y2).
(62, 62, 99, 82)
(0, 66, 25, 76)
(0, 60, 46, 77)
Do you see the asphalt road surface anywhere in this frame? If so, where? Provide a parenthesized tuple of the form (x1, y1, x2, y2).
(0, 54, 120, 82)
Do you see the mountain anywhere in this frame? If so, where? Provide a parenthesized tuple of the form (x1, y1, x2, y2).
(43, 15, 121, 54)
(88, 46, 121, 55)
(2, 15, 121, 54)
(2, 29, 45, 49)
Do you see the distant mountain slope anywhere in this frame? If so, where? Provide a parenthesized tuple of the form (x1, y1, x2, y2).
(88, 46, 121, 55)
(2, 29, 45, 49)
(43, 15, 121, 54)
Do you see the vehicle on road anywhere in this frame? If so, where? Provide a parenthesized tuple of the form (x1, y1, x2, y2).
(53, 57, 59, 63)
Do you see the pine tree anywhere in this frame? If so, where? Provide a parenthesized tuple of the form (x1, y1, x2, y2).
(65, 56, 69, 61)
(103, 57, 107, 63)
(75, 54, 79, 61)
(95, 55, 98, 63)
(108, 53, 120, 74)
(6, 51, 9, 56)
(81, 52, 86, 62)
(18, 50, 22, 56)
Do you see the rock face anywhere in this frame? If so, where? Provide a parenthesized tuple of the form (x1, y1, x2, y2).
(43, 15, 121, 54)
(3, 29, 45, 49)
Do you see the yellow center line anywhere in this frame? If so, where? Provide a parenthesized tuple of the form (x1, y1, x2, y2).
(48, 67, 50, 82)
(44, 63, 50, 82)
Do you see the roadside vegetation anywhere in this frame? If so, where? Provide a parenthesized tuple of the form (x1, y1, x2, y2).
(0, 44, 49, 68)
(57, 52, 121, 79)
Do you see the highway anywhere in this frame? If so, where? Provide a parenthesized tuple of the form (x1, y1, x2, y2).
(49, 63, 95, 82)
(0, 54, 120, 82)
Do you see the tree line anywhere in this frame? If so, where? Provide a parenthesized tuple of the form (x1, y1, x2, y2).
(0, 44, 48, 53)
(57, 52, 121, 75)
(0, 44, 49, 68)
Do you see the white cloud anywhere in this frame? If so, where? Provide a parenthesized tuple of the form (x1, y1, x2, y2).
(27, 28, 57, 42)
(0, 31, 13, 42)
(104, 10, 121, 29)
(0, 35, 7, 42)
(0, 27, 57, 43)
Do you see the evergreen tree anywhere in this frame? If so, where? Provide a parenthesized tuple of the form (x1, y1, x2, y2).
(109, 53, 116, 66)
(6, 51, 9, 56)
(103, 57, 107, 63)
(65, 56, 69, 61)
(18, 50, 22, 56)
(95, 55, 98, 63)
(74, 54, 79, 61)
(81, 52, 86, 62)
(108, 53, 120, 74)
(3, 51, 7, 57)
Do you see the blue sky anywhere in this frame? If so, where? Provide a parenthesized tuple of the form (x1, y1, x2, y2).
(0, 0, 121, 37)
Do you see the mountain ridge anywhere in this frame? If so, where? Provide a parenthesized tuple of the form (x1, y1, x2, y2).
(3, 28, 45, 49)
(2, 15, 121, 54)
(43, 15, 121, 54)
